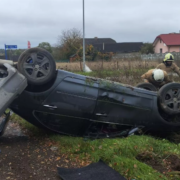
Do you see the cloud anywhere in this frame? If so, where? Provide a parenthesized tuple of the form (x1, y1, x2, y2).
(0, 0, 180, 48)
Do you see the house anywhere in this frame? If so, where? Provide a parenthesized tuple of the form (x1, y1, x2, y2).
(84, 37, 143, 53)
(83, 37, 143, 53)
(153, 33, 180, 53)
(85, 37, 116, 45)
(69, 37, 143, 61)
(93, 42, 143, 53)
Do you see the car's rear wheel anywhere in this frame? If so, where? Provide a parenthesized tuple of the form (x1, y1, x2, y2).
(158, 83, 180, 115)
(136, 82, 158, 91)
(17, 47, 56, 85)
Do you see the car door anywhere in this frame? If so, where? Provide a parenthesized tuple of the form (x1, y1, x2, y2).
(33, 76, 99, 135)
(93, 80, 154, 126)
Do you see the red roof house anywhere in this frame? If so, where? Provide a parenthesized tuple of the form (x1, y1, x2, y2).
(153, 33, 180, 53)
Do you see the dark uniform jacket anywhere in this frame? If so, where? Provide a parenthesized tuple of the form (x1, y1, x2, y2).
(156, 63, 180, 76)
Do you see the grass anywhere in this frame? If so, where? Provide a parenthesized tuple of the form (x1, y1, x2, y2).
(56, 58, 158, 72)
(49, 134, 180, 180)
(8, 113, 180, 180)
(57, 58, 180, 85)
(76, 69, 180, 87)
(9, 109, 180, 180)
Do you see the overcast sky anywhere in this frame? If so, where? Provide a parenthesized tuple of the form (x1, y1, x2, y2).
(0, 0, 180, 49)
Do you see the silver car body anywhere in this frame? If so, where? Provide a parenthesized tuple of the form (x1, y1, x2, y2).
(0, 62, 27, 135)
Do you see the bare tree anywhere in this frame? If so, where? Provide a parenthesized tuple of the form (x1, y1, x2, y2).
(55, 28, 82, 60)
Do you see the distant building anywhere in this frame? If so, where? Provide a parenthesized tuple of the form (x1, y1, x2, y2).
(153, 33, 180, 53)
(69, 37, 143, 61)
(85, 37, 116, 45)
(93, 42, 143, 53)
(84, 37, 143, 53)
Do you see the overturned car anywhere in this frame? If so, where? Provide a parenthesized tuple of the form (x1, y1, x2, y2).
(1, 47, 180, 138)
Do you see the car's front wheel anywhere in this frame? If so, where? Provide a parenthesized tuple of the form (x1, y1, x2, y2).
(158, 83, 180, 115)
(17, 47, 56, 85)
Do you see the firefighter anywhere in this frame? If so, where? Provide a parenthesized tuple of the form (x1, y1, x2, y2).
(141, 69, 171, 88)
(156, 53, 180, 76)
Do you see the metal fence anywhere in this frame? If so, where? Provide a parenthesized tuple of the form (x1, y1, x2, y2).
(0, 55, 19, 62)
(113, 52, 180, 60)
(141, 52, 180, 60)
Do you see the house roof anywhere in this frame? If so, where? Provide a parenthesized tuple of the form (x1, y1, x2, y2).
(85, 38, 116, 45)
(153, 33, 180, 46)
(93, 42, 143, 53)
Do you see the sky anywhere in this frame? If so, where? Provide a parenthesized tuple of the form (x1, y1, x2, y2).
(0, 0, 180, 49)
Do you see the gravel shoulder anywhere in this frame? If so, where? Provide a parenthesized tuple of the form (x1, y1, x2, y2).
(0, 120, 80, 180)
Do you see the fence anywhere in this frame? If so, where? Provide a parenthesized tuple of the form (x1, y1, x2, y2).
(113, 52, 180, 60)
(0, 55, 19, 62)
(2, 53, 180, 63)
(141, 52, 180, 60)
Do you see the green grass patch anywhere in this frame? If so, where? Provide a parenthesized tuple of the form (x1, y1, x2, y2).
(76, 69, 148, 77)
(50, 134, 180, 180)
(10, 113, 180, 180)
(75, 69, 180, 86)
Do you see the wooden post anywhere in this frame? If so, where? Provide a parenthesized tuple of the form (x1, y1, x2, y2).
(80, 60, 83, 71)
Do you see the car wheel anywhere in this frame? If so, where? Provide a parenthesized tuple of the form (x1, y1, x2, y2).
(158, 83, 180, 115)
(136, 82, 158, 91)
(17, 47, 56, 85)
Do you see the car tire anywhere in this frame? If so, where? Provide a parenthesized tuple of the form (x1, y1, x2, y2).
(158, 82, 180, 115)
(136, 82, 158, 91)
(17, 47, 56, 85)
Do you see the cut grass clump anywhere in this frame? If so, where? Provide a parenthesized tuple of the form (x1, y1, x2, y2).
(49, 134, 180, 180)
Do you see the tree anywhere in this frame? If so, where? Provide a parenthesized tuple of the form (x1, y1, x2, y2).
(97, 52, 114, 61)
(55, 28, 82, 60)
(140, 43, 154, 54)
(13, 49, 24, 56)
(38, 42, 52, 53)
(77, 44, 98, 61)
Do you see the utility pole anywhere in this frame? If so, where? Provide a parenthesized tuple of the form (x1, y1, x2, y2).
(82, 0, 85, 71)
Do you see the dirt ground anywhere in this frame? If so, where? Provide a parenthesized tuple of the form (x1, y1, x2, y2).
(136, 152, 180, 178)
(1, 120, 180, 180)
(0, 121, 82, 180)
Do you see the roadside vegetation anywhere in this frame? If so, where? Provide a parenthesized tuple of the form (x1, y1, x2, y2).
(9, 113, 180, 180)
(57, 58, 180, 85)
(10, 58, 180, 180)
